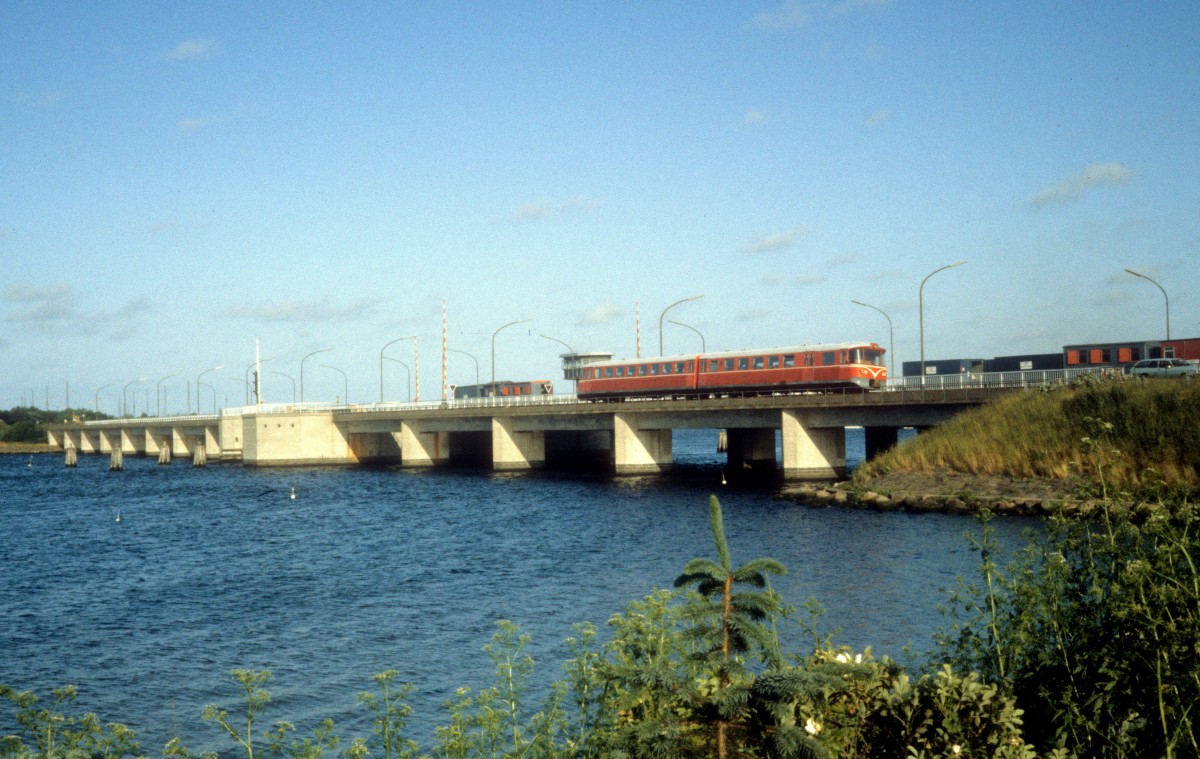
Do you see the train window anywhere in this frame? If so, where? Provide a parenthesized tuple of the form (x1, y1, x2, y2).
(677, 362, 687, 373)
(661, 363, 670, 374)
(738, 357, 749, 370)
(605, 367, 613, 378)
(803, 353, 814, 367)
(822, 352, 836, 365)
(724, 359, 734, 371)
(752, 357, 764, 369)
(708, 360, 719, 371)
(783, 355, 795, 368)
(639, 365, 648, 376)
(852, 349, 884, 366)
(768, 355, 779, 369)
(650, 364, 659, 375)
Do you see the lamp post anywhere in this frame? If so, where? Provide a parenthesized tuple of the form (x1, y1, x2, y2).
(851, 300, 894, 379)
(156, 372, 181, 416)
(95, 383, 114, 415)
(447, 349, 479, 389)
(272, 371, 296, 403)
(321, 364, 348, 405)
(492, 318, 531, 387)
(383, 357, 412, 401)
(659, 295, 703, 355)
(919, 261, 966, 381)
(299, 348, 333, 404)
(123, 377, 147, 417)
(1124, 268, 1170, 340)
(667, 319, 705, 353)
(196, 365, 224, 414)
(245, 358, 273, 405)
(379, 336, 416, 402)
(197, 381, 218, 414)
(540, 334, 576, 393)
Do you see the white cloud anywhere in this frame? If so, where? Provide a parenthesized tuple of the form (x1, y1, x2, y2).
(794, 274, 827, 286)
(503, 195, 600, 222)
(164, 39, 216, 60)
(178, 118, 207, 133)
(577, 303, 626, 326)
(754, 0, 890, 30)
(1030, 163, 1133, 208)
(3, 283, 70, 303)
(864, 108, 891, 127)
(747, 228, 810, 253)
(222, 299, 381, 323)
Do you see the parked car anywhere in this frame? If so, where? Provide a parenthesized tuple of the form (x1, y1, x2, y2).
(1129, 358, 1200, 377)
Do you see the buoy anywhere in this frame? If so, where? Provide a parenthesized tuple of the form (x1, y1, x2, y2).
(290, 486, 296, 500)
(721, 469, 727, 486)
(115, 510, 122, 523)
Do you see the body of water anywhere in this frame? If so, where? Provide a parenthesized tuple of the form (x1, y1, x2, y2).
(0, 429, 1033, 752)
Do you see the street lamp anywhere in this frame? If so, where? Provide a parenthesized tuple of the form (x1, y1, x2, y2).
(659, 295, 703, 355)
(245, 358, 273, 405)
(540, 334, 576, 393)
(123, 377, 147, 417)
(383, 356, 412, 401)
(272, 371, 296, 403)
(299, 348, 333, 404)
(321, 364, 349, 404)
(380, 336, 416, 402)
(1124, 268, 1170, 340)
(447, 348, 479, 389)
(156, 372, 181, 416)
(667, 319, 705, 353)
(492, 318, 532, 387)
(851, 300, 895, 379)
(95, 383, 114, 415)
(919, 261, 966, 381)
(196, 365, 224, 414)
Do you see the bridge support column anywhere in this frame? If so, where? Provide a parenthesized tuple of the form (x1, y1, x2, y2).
(399, 421, 448, 468)
(726, 428, 777, 473)
(492, 417, 545, 471)
(172, 428, 192, 458)
(864, 426, 899, 461)
(80, 430, 98, 453)
(781, 410, 845, 480)
(99, 429, 119, 454)
(613, 413, 672, 475)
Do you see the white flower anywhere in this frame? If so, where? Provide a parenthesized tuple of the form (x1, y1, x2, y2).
(804, 717, 821, 735)
(835, 652, 850, 664)
(952, 745, 962, 755)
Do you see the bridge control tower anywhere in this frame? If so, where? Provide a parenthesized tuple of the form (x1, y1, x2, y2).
(558, 351, 612, 393)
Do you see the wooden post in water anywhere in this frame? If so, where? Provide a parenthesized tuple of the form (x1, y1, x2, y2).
(65, 445, 77, 467)
(193, 440, 207, 467)
(159, 436, 171, 465)
(109, 447, 123, 471)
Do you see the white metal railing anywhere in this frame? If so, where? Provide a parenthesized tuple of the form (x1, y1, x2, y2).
(887, 366, 1106, 392)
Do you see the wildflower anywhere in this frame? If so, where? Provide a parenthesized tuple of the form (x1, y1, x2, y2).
(952, 745, 962, 755)
(804, 717, 821, 735)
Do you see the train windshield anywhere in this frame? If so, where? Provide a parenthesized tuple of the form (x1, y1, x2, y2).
(851, 348, 884, 366)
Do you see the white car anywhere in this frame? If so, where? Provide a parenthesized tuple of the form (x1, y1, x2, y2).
(1129, 358, 1200, 378)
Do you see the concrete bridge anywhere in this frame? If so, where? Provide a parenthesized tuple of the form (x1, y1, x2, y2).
(47, 372, 1078, 478)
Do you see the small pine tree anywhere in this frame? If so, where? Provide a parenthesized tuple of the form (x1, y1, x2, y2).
(674, 495, 787, 758)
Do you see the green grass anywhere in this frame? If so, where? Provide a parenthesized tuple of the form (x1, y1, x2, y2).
(857, 377, 1200, 493)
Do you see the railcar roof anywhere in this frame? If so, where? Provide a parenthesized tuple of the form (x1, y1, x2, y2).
(588, 342, 882, 367)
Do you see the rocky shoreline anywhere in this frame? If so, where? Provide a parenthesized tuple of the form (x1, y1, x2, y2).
(779, 470, 1097, 518)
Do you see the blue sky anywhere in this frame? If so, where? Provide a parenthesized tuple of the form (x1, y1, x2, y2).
(3, 1, 1198, 411)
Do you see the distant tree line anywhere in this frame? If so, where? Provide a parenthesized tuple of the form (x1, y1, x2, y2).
(0, 407, 111, 444)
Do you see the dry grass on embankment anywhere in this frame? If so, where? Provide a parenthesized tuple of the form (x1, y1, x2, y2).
(855, 377, 1200, 494)
(0, 441, 57, 454)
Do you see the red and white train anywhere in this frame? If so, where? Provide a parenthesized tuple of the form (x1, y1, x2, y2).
(576, 342, 887, 400)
